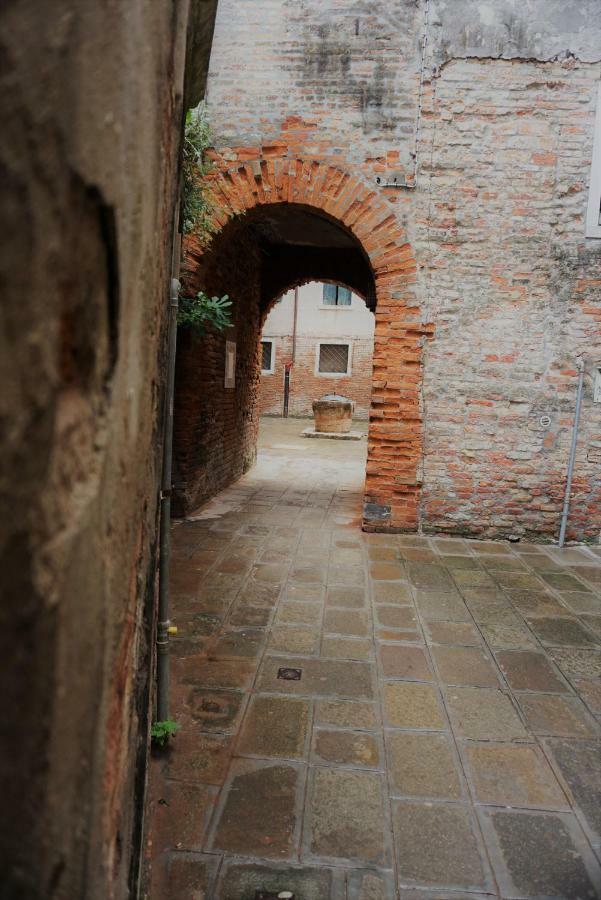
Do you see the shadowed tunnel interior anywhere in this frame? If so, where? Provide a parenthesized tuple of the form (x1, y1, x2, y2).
(172, 202, 377, 516)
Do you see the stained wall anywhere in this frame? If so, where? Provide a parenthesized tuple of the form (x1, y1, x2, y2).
(202, 0, 601, 541)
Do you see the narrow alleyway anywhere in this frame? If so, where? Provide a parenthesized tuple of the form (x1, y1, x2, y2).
(147, 419, 601, 899)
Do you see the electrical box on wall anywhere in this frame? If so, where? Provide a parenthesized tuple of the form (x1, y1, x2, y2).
(594, 366, 601, 403)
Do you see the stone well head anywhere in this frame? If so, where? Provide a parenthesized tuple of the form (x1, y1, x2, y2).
(312, 394, 354, 433)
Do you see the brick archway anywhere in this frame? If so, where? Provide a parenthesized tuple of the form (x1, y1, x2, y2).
(188, 156, 432, 531)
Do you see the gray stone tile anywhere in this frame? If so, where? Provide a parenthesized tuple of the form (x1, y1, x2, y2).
(379, 644, 433, 681)
(237, 695, 309, 759)
(306, 768, 389, 865)
(541, 571, 591, 592)
(480, 623, 538, 649)
(383, 682, 445, 729)
(546, 739, 601, 841)
(387, 731, 463, 799)
(481, 808, 601, 899)
(316, 700, 378, 730)
(425, 620, 482, 646)
(441, 555, 482, 570)
(446, 687, 528, 741)
(321, 636, 372, 660)
(465, 742, 567, 808)
(257, 655, 375, 699)
(509, 591, 571, 617)
(211, 759, 302, 858)
(163, 731, 234, 786)
(574, 677, 601, 713)
(373, 582, 413, 604)
(495, 650, 567, 692)
(218, 860, 335, 900)
(347, 869, 396, 900)
(414, 590, 471, 622)
(326, 585, 366, 608)
(526, 616, 597, 647)
(173, 685, 247, 733)
(517, 693, 599, 738)
(312, 728, 381, 768)
(393, 801, 489, 890)
(276, 600, 322, 625)
(493, 571, 546, 591)
(329, 564, 365, 586)
(550, 648, 601, 679)
(479, 555, 528, 572)
(407, 563, 455, 592)
(154, 851, 220, 900)
(324, 608, 371, 637)
(375, 605, 418, 630)
(268, 624, 320, 655)
(370, 561, 406, 581)
(432, 646, 499, 687)
(559, 591, 601, 614)
(452, 569, 497, 588)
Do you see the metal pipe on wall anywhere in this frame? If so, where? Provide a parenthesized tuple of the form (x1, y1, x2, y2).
(156, 277, 180, 720)
(558, 358, 585, 548)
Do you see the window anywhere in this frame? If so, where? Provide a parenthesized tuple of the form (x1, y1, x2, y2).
(261, 339, 274, 373)
(317, 342, 351, 375)
(586, 83, 601, 238)
(322, 284, 352, 306)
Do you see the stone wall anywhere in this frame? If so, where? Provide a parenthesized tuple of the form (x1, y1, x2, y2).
(202, 0, 601, 541)
(0, 2, 216, 897)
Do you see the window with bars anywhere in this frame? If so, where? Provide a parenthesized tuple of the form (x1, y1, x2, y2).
(261, 339, 274, 373)
(322, 284, 352, 306)
(317, 343, 350, 374)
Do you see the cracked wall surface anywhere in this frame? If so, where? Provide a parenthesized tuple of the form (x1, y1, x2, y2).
(206, 0, 601, 541)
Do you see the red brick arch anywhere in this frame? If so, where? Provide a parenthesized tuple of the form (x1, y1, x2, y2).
(199, 155, 432, 530)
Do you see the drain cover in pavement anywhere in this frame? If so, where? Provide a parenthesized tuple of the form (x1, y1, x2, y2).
(277, 667, 302, 681)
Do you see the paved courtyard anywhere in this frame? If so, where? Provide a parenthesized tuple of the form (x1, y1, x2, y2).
(146, 418, 601, 899)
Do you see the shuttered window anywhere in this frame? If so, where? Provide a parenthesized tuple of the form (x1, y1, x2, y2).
(322, 284, 352, 306)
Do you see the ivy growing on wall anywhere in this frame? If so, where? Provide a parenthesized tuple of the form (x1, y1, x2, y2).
(180, 104, 232, 334)
(182, 102, 216, 239)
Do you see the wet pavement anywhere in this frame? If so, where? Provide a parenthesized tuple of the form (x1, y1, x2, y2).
(145, 418, 601, 899)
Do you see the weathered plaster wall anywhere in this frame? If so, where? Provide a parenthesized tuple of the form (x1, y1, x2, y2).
(205, 0, 601, 541)
(0, 2, 216, 898)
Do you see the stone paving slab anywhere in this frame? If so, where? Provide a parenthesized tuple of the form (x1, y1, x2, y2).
(304, 767, 390, 866)
(147, 419, 601, 899)
(479, 808, 601, 899)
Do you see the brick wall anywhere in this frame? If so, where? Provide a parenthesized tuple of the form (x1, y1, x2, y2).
(258, 283, 375, 419)
(259, 335, 374, 419)
(196, 0, 601, 541)
(173, 225, 262, 515)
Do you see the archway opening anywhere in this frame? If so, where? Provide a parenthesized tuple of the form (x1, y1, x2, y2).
(173, 202, 377, 520)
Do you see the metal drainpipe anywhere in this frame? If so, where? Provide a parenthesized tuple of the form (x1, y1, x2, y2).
(558, 358, 585, 548)
(156, 276, 180, 721)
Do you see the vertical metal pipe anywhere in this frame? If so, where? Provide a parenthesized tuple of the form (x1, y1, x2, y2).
(283, 365, 291, 418)
(292, 286, 299, 363)
(156, 277, 180, 721)
(558, 359, 585, 548)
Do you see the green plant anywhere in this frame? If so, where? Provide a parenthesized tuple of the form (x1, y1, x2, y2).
(177, 291, 232, 334)
(151, 719, 180, 747)
(182, 103, 215, 239)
